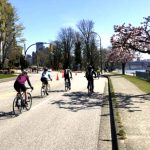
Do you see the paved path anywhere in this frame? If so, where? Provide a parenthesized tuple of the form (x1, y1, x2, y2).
(110, 75, 150, 150)
(0, 72, 112, 150)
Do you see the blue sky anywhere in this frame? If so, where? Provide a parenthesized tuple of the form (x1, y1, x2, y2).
(9, 0, 150, 59)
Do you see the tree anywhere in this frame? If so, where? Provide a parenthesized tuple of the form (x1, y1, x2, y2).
(74, 32, 83, 70)
(106, 47, 138, 74)
(77, 19, 95, 66)
(111, 16, 150, 54)
(58, 27, 75, 68)
(0, 0, 24, 69)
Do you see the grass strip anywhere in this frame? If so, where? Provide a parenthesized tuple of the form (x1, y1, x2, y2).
(0, 74, 16, 79)
(121, 74, 150, 94)
(109, 77, 126, 140)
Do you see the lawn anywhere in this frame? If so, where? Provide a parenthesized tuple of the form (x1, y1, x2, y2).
(0, 74, 16, 79)
(121, 74, 150, 94)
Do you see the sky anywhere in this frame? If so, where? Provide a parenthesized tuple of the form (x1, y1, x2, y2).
(9, 0, 150, 59)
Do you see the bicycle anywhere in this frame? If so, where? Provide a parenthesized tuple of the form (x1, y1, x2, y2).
(13, 87, 32, 116)
(65, 79, 70, 91)
(41, 83, 47, 97)
(87, 80, 93, 95)
(41, 81, 51, 97)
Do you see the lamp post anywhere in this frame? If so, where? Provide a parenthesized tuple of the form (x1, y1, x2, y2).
(24, 42, 52, 72)
(91, 32, 102, 74)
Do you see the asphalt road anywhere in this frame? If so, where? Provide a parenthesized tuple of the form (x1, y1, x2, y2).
(0, 71, 108, 150)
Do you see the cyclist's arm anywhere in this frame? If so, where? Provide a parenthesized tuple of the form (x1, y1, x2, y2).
(27, 77, 33, 88)
(48, 74, 52, 81)
(93, 71, 97, 78)
(70, 71, 72, 78)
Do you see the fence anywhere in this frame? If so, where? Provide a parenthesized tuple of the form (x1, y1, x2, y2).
(136, 71, 150, 81)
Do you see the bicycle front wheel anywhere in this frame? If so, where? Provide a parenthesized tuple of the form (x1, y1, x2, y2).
(47, 84, 51, 92)
(25, 93, 32, 110)
(13, 97, 22, 116)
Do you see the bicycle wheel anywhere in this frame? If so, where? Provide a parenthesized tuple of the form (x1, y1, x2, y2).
(41, 86, 46, 97)
(13, 97, 22, 116)
(65, 81, 69, 91)
(88, 81, 92, 95)
(47, 84, 51, 92)
(25, 93, 32, 110)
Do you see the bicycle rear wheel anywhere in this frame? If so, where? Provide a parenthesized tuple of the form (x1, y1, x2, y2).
(13, 97, 22, 116)
(65, 81, 69, 91)
(25, 93, 32, 110)
(41, 86, 46, 97)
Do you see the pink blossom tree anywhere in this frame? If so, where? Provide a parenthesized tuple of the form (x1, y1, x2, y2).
(106, 47, 138, 74)
(111, 16, 150, 54)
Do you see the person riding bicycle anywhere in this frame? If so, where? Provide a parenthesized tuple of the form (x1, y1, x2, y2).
(85, 65, 96, 92)
(14, 69, 34, 104)
(41, 67, 52, 95)
(96, 67, 100, 78)
(64, 66, 72, 90)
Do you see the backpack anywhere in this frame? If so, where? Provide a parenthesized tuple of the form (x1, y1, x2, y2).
(86, 69, 93, 79)
(64, 69, 70, 77)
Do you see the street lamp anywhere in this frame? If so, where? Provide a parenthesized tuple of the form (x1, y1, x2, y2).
(24, 42, 51, 72)
(91, 32, 102, 74)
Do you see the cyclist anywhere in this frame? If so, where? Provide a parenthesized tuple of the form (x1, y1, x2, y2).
(64, 66, 72, 90)
(96, 67, 100, 78)
(41, 67, 52, 95)
(14, 69, 34, 104)
(85, 65, 96, 92)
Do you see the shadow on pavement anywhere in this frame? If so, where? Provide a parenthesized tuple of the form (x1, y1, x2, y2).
(0, 111, 14, 120)
(115, 92, 150, 112)
(51, 91, 103, 112)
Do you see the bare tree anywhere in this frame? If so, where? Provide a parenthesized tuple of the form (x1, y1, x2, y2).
(58, 27, 75, 68)
(77, 19, 95, 67)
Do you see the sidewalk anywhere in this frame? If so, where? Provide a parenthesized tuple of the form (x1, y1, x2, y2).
(110, 75, 150, 150)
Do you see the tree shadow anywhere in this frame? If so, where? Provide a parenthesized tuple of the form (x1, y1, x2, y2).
(51, 91, 103, 112)
(0, 111, 14, 120)
(115, 92, 150, 112)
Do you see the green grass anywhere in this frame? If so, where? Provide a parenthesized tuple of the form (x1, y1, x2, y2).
(0, 74, 16, 79)
(121, 74, 150, 94)
(109, 77, 126, 140)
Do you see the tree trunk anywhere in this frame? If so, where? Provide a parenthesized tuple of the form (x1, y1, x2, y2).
(122, 62, 126, 75)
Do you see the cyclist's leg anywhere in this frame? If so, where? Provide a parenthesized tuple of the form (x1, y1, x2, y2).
(20, 84, 27, 104)
(45, 79, 49, 95)
(91, 78, 94, 92)
(68, 77, 71, 89)
(87, 79, 90, 89)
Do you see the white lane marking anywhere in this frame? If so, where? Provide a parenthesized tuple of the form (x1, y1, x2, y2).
(31, 96, 53, 110)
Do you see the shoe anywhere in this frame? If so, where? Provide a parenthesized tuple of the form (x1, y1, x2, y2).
(46, 92, 49, 95)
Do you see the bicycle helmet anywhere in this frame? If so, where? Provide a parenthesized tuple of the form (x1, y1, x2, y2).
(44, 67, 48, 71)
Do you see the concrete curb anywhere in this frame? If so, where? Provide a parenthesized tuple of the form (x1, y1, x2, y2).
(97, 81, 112, 150)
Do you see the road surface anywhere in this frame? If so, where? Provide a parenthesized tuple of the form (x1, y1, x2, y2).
(0, 71, 110, 150)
